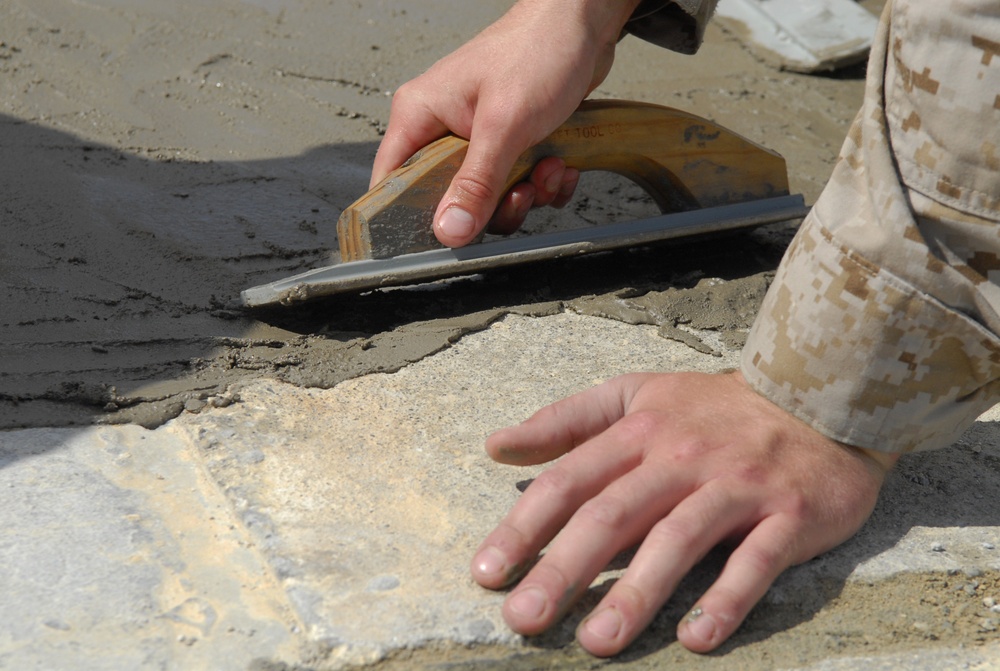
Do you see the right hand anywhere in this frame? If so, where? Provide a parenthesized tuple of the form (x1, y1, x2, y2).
(471, 371, 897, 656)
(370, 0, 643, 247)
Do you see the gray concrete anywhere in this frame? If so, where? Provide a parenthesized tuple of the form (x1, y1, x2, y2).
(3, 312, 999, 669)
(0, 425, 299, 670)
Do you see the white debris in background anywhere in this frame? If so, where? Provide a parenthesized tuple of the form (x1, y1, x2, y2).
(715, 0, 879, 72)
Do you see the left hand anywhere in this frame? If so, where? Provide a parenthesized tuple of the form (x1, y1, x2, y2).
(471, 370, 897, 656)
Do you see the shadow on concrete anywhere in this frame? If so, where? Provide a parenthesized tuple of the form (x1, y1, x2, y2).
(0, 112, 368, 431)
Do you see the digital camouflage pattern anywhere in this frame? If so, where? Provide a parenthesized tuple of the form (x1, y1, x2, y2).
(632, 1, 1000, 452)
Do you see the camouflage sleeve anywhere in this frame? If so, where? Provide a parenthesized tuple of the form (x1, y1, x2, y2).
(741, 0, 1000, 454)
(622, 0, 718, 54)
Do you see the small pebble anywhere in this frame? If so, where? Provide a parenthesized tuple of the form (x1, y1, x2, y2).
(931, 542, 946, 553)
(985, 597, 996, 608)
(367, 575, 401, 592)
(209, 393, 238, 408)
(983, 542, 996, 551)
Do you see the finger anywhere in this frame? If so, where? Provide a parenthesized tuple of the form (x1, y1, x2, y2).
(575, 480, 756, 656)
(488, 183, 535, 236)
(485, 373, 648, 466)
(485, 160, 579, 236)
(525, 157, 567, 209)
(370, 88, 451, 188)
(433, 110, 535, 247)
(472, 408, 654, 591)
(550, 168, 580, 209)
(676, 515, 802, 653)
(498, 422, 697, 637)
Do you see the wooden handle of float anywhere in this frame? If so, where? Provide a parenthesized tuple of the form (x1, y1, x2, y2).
(338, 99, 790, 261)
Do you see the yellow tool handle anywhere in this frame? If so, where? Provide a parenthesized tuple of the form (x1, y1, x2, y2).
(338, 99, 790, 262)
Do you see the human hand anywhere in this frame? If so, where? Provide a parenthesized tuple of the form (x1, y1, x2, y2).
(472, 370, 898, 656)
(371, 0, 643, 246)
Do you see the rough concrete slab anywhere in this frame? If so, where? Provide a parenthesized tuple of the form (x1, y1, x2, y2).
(2, 312, 1000, 669)
(173, 312, 998, 669)
(0, 425, 300, 670)
(171, 313, 741, 667)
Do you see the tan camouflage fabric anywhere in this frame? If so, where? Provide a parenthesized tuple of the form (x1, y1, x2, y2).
(742, 0, 1000, 453)
(635, 1, 1000, 453)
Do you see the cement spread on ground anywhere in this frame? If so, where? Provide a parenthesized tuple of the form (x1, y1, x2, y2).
(0, 0, 873, 431)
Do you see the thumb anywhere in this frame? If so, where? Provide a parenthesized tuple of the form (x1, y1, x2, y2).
(485, 374, 646, 466)
(433, 121, 527, 248)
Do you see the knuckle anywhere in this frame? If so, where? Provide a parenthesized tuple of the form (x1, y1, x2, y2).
(450, 173, 500, 204)
(612, 410, 661, 445)
(738, 541, 786, 578)
(531, 560, 574, 594)
(607, 581, 652, 619)
(531, 406, 578, 449)
(645, 516, 699, 549)
(724, 462, 768, 487)
(663, 434, 715, 465)
(781, 491, 814, 520)
(388, 80, 420, 109)
(528, 467, 578, 507)
(491, 520, 532, 554)
(576, 493, 631, 530)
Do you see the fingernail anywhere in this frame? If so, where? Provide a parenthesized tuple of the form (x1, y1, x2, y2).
(437, 207, 476, 238)
(508, 587, 547, 619)
(582, 607, 621, 640)
(684, 606, 716, 643)
(513, 190, 533, 218)
(473, 546, 506, 578)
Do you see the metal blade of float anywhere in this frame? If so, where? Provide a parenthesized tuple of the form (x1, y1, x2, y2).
(241, 100, 809, 309)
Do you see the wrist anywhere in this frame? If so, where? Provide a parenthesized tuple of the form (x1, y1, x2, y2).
(848, 444, 902, 474)
(513, 0, 644, 47)
(730, 368, 902, 475)
(584, 0, 646, 43)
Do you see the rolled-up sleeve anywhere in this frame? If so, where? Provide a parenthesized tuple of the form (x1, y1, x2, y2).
(741, 0, 1000, 453)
